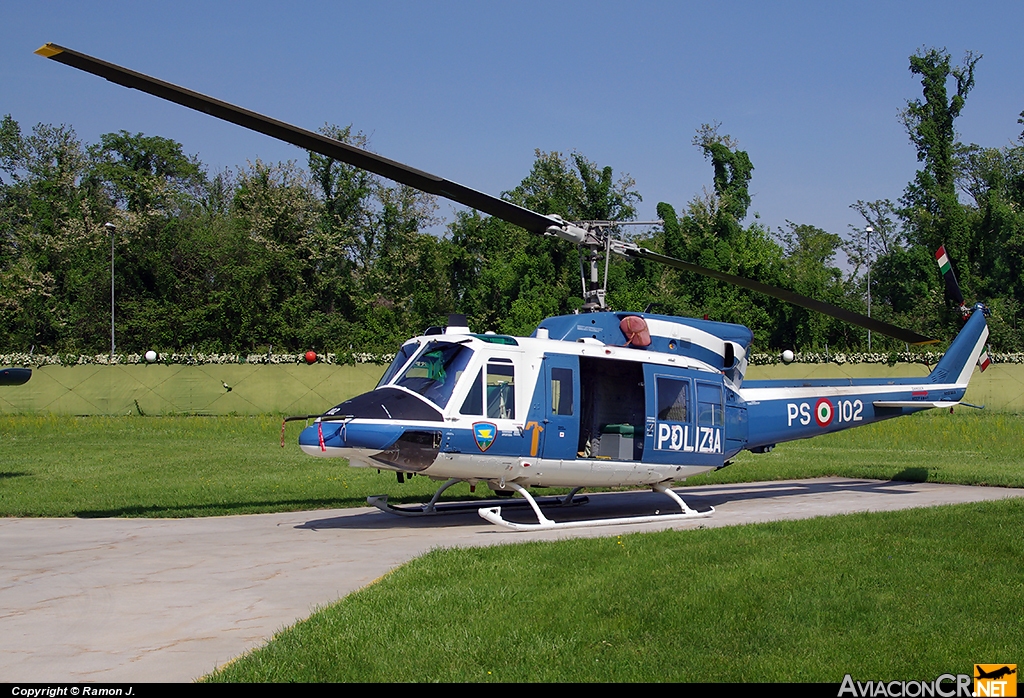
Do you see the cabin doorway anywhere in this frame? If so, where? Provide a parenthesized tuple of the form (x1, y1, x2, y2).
(578, 356, 645, 461)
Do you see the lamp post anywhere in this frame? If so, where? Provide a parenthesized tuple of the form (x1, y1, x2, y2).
(104, 222, 116, 359)
(865, 224, 873, 351)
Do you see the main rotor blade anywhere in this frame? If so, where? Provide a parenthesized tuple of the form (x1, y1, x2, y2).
(35, 43, 557, 236)
(36, 43, 937, 345)
(628, 247, 937, 345)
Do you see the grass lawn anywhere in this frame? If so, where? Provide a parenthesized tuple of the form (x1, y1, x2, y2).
(0, 414, 454, 517)
(1, 410, 1022, 517)
(205, 498, 1024, 682)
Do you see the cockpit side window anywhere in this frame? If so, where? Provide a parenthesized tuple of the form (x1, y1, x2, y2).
(395, 342, 475, 409)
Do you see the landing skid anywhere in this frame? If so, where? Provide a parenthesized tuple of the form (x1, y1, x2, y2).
(368, 478, 588, 517)
(478, 482, 714, 531)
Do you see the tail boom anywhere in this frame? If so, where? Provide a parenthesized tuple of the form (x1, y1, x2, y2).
(740, 305, 989, 451)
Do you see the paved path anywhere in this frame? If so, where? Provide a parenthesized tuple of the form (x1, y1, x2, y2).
(2, 478, 1022, 682)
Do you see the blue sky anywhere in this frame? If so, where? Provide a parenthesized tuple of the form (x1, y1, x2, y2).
(3, 1, 1022, 243)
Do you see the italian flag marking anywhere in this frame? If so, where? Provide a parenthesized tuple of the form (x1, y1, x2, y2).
(814, 398, 834, 427)
(979, 346, 991, 372)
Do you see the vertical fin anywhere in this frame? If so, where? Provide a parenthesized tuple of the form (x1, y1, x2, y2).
(929, 305, 989, 385)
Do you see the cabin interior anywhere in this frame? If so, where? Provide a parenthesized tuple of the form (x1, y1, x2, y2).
(578, 357, 645, 461)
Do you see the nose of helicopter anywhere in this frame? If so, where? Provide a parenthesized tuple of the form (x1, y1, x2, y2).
(297, 387, 444, 459)
(298, 420, 405, 456)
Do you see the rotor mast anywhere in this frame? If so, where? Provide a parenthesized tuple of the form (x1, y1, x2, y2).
(561, 220, 663, 312)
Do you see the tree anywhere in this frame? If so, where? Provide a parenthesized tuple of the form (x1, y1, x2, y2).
(958, 137, 1024, 347)
(446, 150, 640, 336)
(507, 150, 639, 221)
(840, 199, 945, 343)
(899, 48, 981, 290)
(304, 125, 445, 351)
(771, 222, 848, 348)
(895, 48, 1024, 349)
(0, 116, 109, 352)
(306, 125, 374, 271)
(651, 126, 785, 347)
(845, 199, 904, 274)
(86, 131, 205, 214)
(692, 122, 754, 235)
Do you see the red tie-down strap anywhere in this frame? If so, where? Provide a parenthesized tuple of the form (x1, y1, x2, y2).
(620, 315, 651, 347)
(318, 421, 326, 451)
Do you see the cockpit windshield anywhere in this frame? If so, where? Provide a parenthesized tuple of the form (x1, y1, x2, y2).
(395, 341, 475, 409)
(376, 341, 421, 388)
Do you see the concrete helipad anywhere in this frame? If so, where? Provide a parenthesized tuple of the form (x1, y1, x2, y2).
(2, 477, 1022, 682)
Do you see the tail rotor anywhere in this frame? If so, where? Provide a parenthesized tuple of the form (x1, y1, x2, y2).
(935, 245, 970, 319)
(936, 246, 991, 371)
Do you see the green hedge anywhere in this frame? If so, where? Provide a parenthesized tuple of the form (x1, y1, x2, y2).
(2, 362, 1020, 415)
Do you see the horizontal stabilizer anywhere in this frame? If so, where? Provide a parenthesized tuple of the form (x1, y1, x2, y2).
(873, 400, 959, 409)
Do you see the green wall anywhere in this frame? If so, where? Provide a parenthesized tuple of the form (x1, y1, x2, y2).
(0, 363, 386, 416)
(1, 362, 1022, 414)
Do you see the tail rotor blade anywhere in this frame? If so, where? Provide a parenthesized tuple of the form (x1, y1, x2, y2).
(935, 245, 965, 305)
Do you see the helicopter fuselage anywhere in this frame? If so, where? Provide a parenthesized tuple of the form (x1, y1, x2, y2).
(299, 309, 988, 490)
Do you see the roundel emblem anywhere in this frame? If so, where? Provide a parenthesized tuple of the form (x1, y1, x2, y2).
(814, 398, 834, 427)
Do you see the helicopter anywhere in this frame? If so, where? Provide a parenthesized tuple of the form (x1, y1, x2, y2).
(36, 43, 992, 530)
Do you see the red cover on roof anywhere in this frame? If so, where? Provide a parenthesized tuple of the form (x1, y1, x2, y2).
(620, 316, 651, 347)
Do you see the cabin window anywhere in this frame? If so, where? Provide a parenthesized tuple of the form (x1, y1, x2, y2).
(396, 341, 475, 409)
(486, 360, 515, 419)
(551, 367, 574, 415)
(697, 382, 723, 426)
(656, 377, 690, 422)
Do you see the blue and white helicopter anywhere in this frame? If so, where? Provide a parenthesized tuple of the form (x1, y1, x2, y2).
(38, 44, 991, 530)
